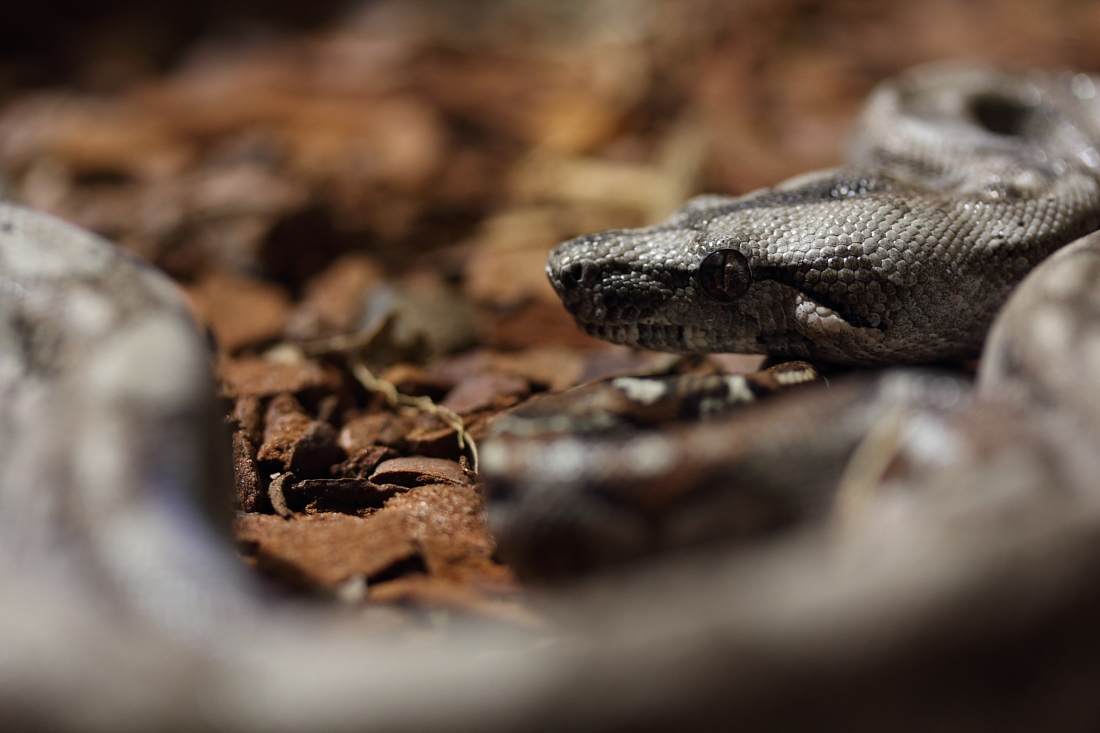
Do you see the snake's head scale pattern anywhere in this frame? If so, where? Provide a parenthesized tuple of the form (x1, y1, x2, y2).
(548, 64, 1100, 365)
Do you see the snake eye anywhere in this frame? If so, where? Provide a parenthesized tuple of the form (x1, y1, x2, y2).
(970, 94, 1032, 136)
(697, 249, 751, 302)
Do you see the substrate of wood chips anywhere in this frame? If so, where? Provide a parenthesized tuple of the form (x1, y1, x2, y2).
(4, 0, 1100, 622)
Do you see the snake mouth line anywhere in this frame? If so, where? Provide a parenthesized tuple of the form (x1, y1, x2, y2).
(578, 320, 722, 351)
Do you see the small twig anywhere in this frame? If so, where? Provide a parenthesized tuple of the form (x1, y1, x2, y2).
(349, 357, 479, 473)
(268, 472, 294, 518)
(294, 315, 479, 472)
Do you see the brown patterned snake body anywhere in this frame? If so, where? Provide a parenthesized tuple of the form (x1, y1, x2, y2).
(6, 64, 1100, 730)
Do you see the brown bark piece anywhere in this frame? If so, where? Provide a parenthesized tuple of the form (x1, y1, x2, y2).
(229, 395, 264, 445)
(234, 481, 507, 592)
(384, 483, 509, 585)
(283, 253, 383, 341)
(185, 270, 293, 353)
(481, 298, 609, 350)
(377, 364, 454, 400)
(441, 372, 531, 415)
(338, 412, 414, 454)
(370, 456, 471, 488)
(232, 431, 267, 513)
(267, 472, 294, 517)
(401, 414, 462, 460)
(220, 357, 342, 398)
(258, 393, 344, 476)
(283, 477, 405, 515)
(234, 512, 419, 589)
(429, 347, 587, 392)
(333, 446, 400, 479)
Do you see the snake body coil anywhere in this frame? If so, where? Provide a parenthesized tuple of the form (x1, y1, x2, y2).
(6, 64, 1100, 731)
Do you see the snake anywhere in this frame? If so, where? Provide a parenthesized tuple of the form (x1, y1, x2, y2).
(546, 64, 1100, 364)
(6, 63, 1100, 730)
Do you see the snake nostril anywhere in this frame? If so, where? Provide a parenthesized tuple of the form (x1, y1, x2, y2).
(557, 262, 588, 290)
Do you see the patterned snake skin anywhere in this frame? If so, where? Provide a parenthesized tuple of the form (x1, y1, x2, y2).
(548, 64, 1100, 364)
(6, 64, 1100, 731)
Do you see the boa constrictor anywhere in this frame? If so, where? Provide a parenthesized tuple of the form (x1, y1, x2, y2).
(5, 63, 1100, 731)
(547, 64, 1100, 364)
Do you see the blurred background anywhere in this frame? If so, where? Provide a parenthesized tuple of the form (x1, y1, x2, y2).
(3, 0, 1100, 356)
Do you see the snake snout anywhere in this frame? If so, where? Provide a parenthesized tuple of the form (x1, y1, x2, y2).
(554, 259, 594, 292)
(546, 235, 620, 324)
(547, 236, 602, 294)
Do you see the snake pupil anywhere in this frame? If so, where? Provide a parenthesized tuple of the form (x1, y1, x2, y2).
(698, 249, 751, 302)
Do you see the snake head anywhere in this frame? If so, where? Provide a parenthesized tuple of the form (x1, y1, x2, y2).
(549, 148, 1099, 365)
(547, 209, 775, 354)
(546, 182, 911, 364)
(548, 63, 1100, 366)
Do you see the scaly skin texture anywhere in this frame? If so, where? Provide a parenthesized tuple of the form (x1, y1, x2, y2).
(547, 65, 1100, 364)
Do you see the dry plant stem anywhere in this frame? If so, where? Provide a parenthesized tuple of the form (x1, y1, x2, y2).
(350, 358, 479, 472)
(298, 328, 385, 358)
(297, 319, 480, 471)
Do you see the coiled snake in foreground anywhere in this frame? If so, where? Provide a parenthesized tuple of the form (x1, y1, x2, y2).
(6, 63, 1100, 730)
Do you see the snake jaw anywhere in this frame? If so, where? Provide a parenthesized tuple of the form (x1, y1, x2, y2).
(792, 293, 857, 334)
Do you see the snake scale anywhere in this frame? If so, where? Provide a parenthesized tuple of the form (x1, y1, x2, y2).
(6, 63, 1100, 730)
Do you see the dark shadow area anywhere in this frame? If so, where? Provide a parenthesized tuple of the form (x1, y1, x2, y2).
(0, 0, 357, 91)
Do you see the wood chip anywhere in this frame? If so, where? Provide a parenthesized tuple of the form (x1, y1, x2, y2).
(257, 394, 344, 476)
(377, 363, 454, 400)
(441, 372, 531, 415)
(234, 481, 506, 593)
(283, 477, 404, 515)
(283, 252, 383, 341)
(429, 347, 588, 391)
(220, 357, 343, 398)
(185, 269, 293, 353)
(334, 446, 401, 479)
(232, 431, 266, 513)
(234, 512, 419, 589)
(401, 413, 463, 460)
(229, 395, 264, 445)
(338, 412, 414, 453)
(384, 483, 505, 583)
(370, 457, 470, 488)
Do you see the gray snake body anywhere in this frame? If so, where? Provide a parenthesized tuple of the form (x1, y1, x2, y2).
(7, 64, 1100, 730)
(548, 65, 1100, 364)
